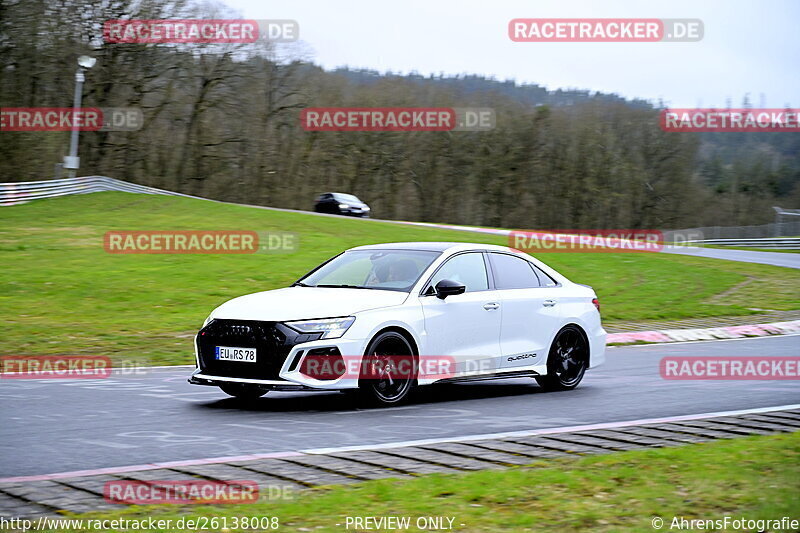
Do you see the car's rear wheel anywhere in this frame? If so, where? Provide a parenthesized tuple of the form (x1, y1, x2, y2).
(358, 331, 416, 406)
(219, 383, 267, 400)
(536, 325, 588, 391)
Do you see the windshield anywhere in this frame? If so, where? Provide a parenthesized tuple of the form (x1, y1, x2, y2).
(334, 193, 361, 203)
(297, 249, 440, 292)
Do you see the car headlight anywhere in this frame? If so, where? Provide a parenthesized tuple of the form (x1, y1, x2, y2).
(284, 316, 355, 339)
(338, 203, 350, 209)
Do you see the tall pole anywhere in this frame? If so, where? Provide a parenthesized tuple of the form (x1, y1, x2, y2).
(66, 68, 85, 179)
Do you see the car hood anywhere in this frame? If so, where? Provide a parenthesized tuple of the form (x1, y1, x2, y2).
(210, 286, 408, 322)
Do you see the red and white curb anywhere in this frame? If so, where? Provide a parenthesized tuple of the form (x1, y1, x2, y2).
(607, 319, 800, 344)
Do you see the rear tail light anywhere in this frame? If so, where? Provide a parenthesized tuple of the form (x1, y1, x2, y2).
(592, 298, 600, 312)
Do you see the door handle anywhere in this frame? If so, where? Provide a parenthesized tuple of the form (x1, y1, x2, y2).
(483, 302, 500, 311)
(543, 299, 557, 307)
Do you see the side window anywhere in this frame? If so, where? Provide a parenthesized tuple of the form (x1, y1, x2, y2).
(530, 264, 558, 287)
(428, 253, 489, 293)
(489, 253, 541, 289)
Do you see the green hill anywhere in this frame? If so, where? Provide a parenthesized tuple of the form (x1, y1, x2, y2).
(1, 192, 797, 365)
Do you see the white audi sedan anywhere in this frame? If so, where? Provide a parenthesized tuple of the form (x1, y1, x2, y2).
(190, 242, 606, 406)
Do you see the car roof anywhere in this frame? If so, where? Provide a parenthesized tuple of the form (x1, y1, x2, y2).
(348, 242, 519, 253)
(323, 192, 359, 197)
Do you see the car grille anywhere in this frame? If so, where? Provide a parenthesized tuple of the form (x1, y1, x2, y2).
(196, 319, 294, 380)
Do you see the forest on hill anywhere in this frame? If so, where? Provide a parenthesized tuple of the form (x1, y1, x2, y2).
(2, 0, 798, 229)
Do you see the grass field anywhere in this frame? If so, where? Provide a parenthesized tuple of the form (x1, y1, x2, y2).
(1, 192, 799, 365)
(49, 433, 800, 532)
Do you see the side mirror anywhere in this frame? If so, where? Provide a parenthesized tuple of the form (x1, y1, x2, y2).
(434, 279, 466, 299)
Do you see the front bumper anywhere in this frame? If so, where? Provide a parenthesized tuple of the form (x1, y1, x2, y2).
(191, 319, 367, 390)
(188, 373, 317, 391)
(339, 206, 370, 217)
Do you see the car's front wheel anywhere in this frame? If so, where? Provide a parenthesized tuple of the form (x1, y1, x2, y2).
(536, 325, 589, 391)
(219, 383, 267, 400)
(358, 331, 416, 406)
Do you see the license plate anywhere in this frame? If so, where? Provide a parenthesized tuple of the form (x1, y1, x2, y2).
(215, 346, 256, 362)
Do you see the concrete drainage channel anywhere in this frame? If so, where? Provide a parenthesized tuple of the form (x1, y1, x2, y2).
(1, 407, 798, 519)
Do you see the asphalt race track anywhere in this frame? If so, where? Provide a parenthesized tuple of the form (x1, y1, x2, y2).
(660, 245, 800, 269)
(1, 335, 798, 479)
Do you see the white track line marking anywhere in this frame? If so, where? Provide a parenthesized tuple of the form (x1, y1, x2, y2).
(0, 451, 303, 483)
(302, 403, 800, 454)
(2, 403, 797, 484)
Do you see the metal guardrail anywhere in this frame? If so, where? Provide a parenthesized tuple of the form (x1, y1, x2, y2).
(663, 221, 800, 241)
(686, 238, 800, 249)
(0, 176, 188, 207)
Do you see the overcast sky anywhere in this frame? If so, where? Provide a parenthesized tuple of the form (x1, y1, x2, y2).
(221, 0, 798, 108)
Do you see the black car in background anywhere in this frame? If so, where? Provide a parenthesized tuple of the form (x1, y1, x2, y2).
(314, 192, 371, 217)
